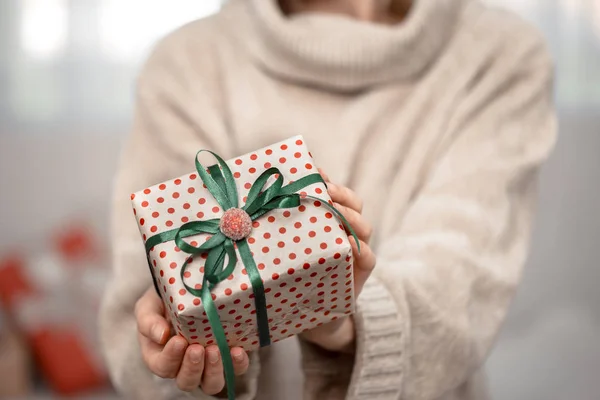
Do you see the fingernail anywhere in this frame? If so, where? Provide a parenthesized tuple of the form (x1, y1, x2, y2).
(152, 325, 165, 343)
(190, 348, 203, 364)
(208, 349, 220, 364)
(233, 350, 244, 362)
(173, 340, 186, 354)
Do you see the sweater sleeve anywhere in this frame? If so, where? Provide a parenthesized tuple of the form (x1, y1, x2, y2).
(298, 29, 557, 400)
(98, 26, 259, 400)
(352, 35, 557, 399)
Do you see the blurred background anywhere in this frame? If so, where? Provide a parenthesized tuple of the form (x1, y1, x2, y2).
(0, 0, 598, 399)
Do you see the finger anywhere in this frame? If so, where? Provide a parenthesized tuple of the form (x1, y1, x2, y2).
(135, 288, 170, 344)
(201, 346, 225, 395)
(333, 202, 373, 243)
(349, 237, 376, 297)
(231, 347, 250, 376)
(318, 168, 331, 182)
(176, 345, 205, 392)
(145, 335, 188, 379)
(328, 182, 363, 213)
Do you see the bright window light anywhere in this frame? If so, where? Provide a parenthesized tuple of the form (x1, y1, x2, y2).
(20, 0, 68, 60)
(99, 0, 221, 62)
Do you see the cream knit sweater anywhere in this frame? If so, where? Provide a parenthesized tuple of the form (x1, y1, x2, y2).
(99, 0, 557, 399)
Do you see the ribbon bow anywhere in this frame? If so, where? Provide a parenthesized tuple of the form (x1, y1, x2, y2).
(144, 150, 358, 399)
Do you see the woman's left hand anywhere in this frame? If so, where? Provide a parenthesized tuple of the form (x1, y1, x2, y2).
(299, 170, 377, 352)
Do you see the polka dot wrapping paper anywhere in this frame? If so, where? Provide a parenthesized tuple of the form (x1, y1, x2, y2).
(131, 136, 355, 351)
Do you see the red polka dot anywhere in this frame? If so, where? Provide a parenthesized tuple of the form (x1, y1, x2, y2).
(196, 211, 204, 219)
(315, 188, 323, 194)
(157, 197, 164, 203)
(198, 198, 206, 204)
(244, 182, 252, 189)
(178, 304, 185, 311)
(314, 200, 322, 207)
(279, 157, 287, 164)
(277, 241, 285, 248)
(172, 192, 180, 199)
(283, 211, 291, 217)
(150, 226, 158, 233)
(298, 205, 306, 212)
(159, 183, 167, 190)
(310, 217, 317, 223)
(159, 269, 164, 277)
(281, 144, 288, 150)
(267, 216, 275, 223)
(295, 139, 303, 145)
(212, 206, 220, 213)
(143, 188, 151, 194)
(141, 201, 149, 208)
(240, 283, 248, 290)
(305, 163, 313, 170)
(266, 149, 273, 155)
(249, 167, 256, 174)
(139, 218, 145, 226)
(183, 203, 190, 210)
(305, 248, 312, 255)
(290, 167, 297, 174)
(250, 154, 258, 160)
(224, 288, 232, 296)
(319, 258, 326, 264)
(184, 271, 191, 278)
(303, 263, 310, 270)
(324, 226, 332, 232)
(193, 298, 201, 306)
(181, 217, 189, 223)
(130, 193, 135, 200)
(289, 253, 296, 260)
(168, 277, 175, 284)
(179, 288, 186, 296)
(287, 268, 295, 275)
(258, 263, 265, 270)
(235, 159, 242, 165)
(320, 243, 328, 249)
(188, 187, 195, 194)
(170, 262, 177, 269)
(325, 212, 333, 219)
(308, 231, 316, 238)
(264, 162, 272, 168)
(294, 152, 301, 158)
(189, 173, 197, 180)
(262, 247, 269, 253)
(234, 172, 241, 178)
(174, 179, 182, 185)
(294, 222, 302, 229)
(295, 323, 302, 328)
(336, 238, 343, 244)
(272, 273, 279, 280)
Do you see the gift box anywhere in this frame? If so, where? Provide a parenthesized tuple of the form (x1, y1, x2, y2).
(131, 136, 355, 352)
(0, 228, 108, 396)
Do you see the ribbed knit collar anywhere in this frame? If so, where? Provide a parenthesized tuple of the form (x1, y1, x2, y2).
(240, 0, 464, 92)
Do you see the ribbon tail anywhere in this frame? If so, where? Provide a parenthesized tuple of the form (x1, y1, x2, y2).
(237, 239, 271, 347)
(305, 195, 361, 253)
(201, 281, 236, 400)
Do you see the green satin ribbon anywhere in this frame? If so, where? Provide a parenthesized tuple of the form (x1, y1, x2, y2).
(144, 150, 358, 400)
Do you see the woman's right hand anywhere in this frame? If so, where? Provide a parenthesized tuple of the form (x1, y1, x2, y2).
(135, 288, 250, 393)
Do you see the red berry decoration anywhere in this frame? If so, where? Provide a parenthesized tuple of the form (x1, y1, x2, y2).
(219, 208, 253, 241)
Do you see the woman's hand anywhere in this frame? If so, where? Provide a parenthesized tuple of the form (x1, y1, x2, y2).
(299, 170, 377, 352)
(135, 288, 250, 393)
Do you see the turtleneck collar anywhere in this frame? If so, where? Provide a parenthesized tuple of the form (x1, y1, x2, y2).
(237, 0, 464, 92)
